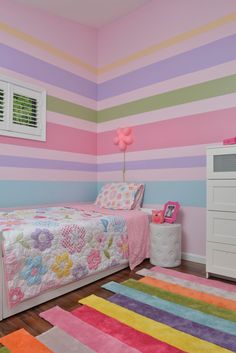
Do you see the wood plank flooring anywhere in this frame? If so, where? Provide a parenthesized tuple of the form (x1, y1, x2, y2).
(0, 259, 208, 337)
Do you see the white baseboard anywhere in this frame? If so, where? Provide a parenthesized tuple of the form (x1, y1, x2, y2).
(181, 252, 206, 264)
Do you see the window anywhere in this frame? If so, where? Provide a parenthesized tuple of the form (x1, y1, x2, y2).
(0, 76, 46, 141)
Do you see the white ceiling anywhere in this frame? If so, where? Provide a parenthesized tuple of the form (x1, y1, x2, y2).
(16, 0, 149, 28)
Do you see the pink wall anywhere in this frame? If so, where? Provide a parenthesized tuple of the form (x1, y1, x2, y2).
(1, 0, 236, 261)
(0, 0, 97, 207)
(0, 0, 97, 66)
(96, 0, 236, 261)
(98, 0, 236, 67)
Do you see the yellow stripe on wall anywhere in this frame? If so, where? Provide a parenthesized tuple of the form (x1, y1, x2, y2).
(80, 295, 233, 353)
(1, 12, 236, 76)
(0, 22, 97, 74)
(97, 12, 236, 74)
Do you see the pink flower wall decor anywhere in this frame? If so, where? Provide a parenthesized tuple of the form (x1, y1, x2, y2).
(113, 127, 134, 181)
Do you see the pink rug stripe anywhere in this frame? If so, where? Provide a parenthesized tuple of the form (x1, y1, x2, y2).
(40, 306, 141, 353)
(72, 305, 186, 353)
(150, 266, 236, 293)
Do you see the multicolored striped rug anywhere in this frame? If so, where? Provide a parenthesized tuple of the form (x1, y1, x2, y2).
(40, 266, 236, 353)
(0, 329, 54, 353)
(0, 326, 96, 353)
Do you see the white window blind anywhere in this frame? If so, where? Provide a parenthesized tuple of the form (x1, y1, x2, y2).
(0, 89, 4, 123)
(0, 81, 8, 130)
(0, 76, 46, 141)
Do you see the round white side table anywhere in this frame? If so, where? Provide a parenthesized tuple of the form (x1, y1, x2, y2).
(150, 222, 181, 267)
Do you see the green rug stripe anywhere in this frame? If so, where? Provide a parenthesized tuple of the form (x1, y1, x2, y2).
(0, 347, 11, 353)
(47, 95, 97, 122)
(123, 279, 236, 323)
(97, 74, 236, 122)
(103, 282, 236, 336)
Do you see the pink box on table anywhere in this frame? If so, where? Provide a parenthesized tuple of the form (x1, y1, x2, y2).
(223, 137, 236, 145)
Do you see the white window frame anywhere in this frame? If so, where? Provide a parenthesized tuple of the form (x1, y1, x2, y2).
(0, 75, 46, 141)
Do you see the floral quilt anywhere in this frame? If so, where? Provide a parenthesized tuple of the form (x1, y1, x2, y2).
(0, 207, 129, 308)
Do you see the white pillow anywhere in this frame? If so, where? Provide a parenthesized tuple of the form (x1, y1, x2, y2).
(95, 183, 144, 210)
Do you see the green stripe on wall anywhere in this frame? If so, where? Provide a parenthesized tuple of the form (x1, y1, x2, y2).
(47, 95, 97, 122)
(97, 74, 236, 122)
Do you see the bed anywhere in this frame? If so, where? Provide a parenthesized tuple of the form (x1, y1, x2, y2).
(0, 185, 149, 320)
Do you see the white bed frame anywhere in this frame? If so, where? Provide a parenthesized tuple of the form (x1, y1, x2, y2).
(0, 237, 128, 320)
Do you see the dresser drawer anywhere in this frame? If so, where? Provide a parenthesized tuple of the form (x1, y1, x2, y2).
(207, 211, 236, 245)
(208, 180, 236, 211)
(206, 242, 236, 279)
(207, 146, 236, 179)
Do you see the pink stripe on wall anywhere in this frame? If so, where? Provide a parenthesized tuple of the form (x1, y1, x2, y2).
(0, 144, 96, 163)
(97, 168, 206, 182)
(0, 67, 97, 109)
(98, 24, 236, 82)
(0, 31, 96, 81)
(0, 167, 96, 181)
(97, 144, 213, 163)
(97, 0, 236, 66)
(98, 61, 236, 109)
(97, 94, 236, 133)
(0, 122, 97, 155)
(47, 112, 96, 132)
(0, 0, 97, 66)
(97, 107, 236, 155)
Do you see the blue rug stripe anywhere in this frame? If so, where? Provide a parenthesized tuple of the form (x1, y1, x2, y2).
(102, 282, 236, 336)
(108, 293, 236, 351)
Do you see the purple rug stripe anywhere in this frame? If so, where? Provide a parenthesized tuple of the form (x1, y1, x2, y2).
(109, 294, 236, 352)
(40, 306, 141, 353)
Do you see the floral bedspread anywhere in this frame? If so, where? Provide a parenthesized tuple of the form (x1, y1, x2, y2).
(0, 207, 129, 308)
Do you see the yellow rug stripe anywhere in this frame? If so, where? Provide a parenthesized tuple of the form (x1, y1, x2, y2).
(79, 295, 233, 353)
(0, 22, 97, 74)
(97, 12, 236, 74)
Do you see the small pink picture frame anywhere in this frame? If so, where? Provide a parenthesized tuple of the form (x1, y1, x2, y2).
(163, 201, 180, 223)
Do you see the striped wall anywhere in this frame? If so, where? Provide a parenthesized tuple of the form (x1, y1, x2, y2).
(1, 0, 236, 259)
(96, 0, 236, 259)
(0, 0, 97, 208)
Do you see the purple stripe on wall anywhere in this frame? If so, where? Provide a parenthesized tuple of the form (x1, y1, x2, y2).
(110, 294, 236, 352)
(0, 44, 97, 100)
(0, 155, 97, 171)
(1, 155, 204, 172)
(97, 155, 206, 172)
(98, 34, 236, 99)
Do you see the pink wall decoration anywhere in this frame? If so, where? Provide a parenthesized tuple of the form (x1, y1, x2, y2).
(113, 127, 134, 181)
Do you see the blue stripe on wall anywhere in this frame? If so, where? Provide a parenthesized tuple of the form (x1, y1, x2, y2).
(0, 181, 97, 208)
(97, 181, 206, 207)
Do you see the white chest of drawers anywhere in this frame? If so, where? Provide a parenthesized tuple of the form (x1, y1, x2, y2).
(206, 146, 236, 280)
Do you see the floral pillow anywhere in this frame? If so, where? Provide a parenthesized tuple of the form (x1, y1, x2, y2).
(95, 183, 144, 210)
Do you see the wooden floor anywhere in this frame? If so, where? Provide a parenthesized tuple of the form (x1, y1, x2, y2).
(0, 260, 207, 337)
